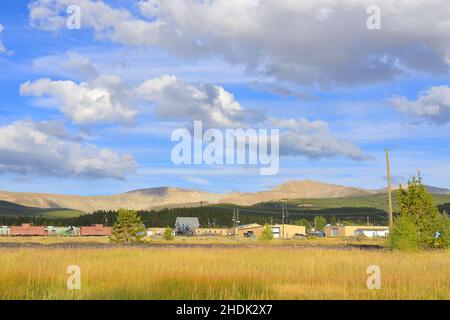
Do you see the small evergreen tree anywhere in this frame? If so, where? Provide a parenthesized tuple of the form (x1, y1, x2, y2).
(259, 224, 274, 241)
(110, 209, 146, 243)
(388, 215, 420, 251)
(315, 216, 326, 230)
(389, 177, 450, 250)
(163, 227, 175, 240)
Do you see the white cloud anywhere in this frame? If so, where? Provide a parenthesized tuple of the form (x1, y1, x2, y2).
(136, 75, 265, 127)
(0, 23, 6, 53)
(20, 49, 369, 161)
(32, 51, 100, 82)
(0, 119, 136, 179)
(20, 76, 137, 125)
(390, 86, 450, 124)
(271, 118, 370, 160)
(136, 75, 369, 159)
(29, 0, 450, 87)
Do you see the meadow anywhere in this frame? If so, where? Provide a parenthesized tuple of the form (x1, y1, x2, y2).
(0, 246, 449, 300)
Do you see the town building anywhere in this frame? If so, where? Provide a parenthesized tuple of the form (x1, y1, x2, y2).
(175, 217, 200, 235)
(271, 224, 306, 238)
(79, 224, 112, 236)
(0, 226, 10, 236)
(324, 225, 389, 237)
(195, 228, 234, 236)
(234, 223, 264, 237)
(10, 223, 47, 236)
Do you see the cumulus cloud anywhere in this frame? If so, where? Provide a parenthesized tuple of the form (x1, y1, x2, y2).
(0, 23, 6, 53)
(270, 118, 370, 160)
(29, 0, 450, 87)
(136, 75, 265, 128)
(20, 50, 368, 161)
(0, 119, 136, 179)
(390, 86, 450, 124)
(20, 76, 137, 125)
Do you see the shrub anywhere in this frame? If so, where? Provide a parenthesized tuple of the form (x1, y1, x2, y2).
(163, 227, 175, 241)
(314, 216, 326, 230)
(259, 224, 274, 241)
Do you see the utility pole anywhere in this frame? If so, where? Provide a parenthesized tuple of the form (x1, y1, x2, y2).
(385, 148, 394, 230)
(232, 209, 240, 237)
(281, 203, 286, 239)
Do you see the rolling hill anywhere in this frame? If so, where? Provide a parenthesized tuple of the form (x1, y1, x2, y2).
(0, 180, 371, 214)
(0, 200, 81, 218)
(0, 180, 448, 217)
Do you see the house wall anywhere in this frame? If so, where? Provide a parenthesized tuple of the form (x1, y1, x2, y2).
(195, 228, 233, 236)
(10, 224, 47, 236)
(344, 226, 389, 237)
(273, 224, 306, 238)
(0, 226, 10, 236)
(324, 225, 389, 237)
(236, 226, 264, 237)
(80, 224, 112, 236)
(323, 226, 345, 237)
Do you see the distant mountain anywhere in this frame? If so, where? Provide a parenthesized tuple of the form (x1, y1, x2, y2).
(0, 187, 224, 213)
(0, 180, 374, 213)
(425, 185, 450, 195)
(377, 184, 450, 195)
(218, 180, 372, 206)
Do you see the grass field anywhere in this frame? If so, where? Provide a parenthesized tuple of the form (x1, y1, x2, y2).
(0, 246, 449, 300)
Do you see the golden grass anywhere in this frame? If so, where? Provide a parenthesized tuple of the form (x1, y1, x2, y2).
(0, 247, 449, 300)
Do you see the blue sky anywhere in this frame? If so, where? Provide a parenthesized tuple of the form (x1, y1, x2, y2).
(0, 0, 450, 195)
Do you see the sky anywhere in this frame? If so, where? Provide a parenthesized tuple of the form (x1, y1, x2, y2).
(0, 0, 450, 195)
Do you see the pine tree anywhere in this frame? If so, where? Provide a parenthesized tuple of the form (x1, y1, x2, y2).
(259, 224, 274, 241)
(315, 216, 326, 230)
(110, 209, 146, 243)
(390, 177, 450, 250)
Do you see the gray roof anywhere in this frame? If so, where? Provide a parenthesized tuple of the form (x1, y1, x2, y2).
(175, 217, 200, 228)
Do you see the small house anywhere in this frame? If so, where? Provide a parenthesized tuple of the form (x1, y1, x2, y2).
(175, 217, 200, 235)
(271, 224, 306, 238)
(0, 226, 10, 237)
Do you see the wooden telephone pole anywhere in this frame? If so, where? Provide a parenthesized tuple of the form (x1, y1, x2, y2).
(385, 148, 394, 230)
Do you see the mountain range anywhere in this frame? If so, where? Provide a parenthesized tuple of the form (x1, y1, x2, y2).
(0, 180, 448, 214)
